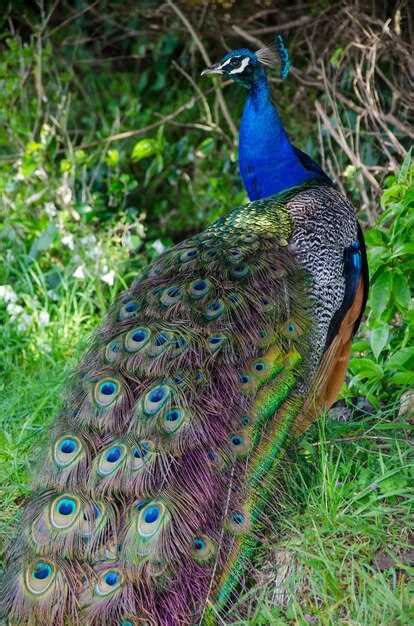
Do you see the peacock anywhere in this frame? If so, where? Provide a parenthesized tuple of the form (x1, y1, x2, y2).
(1, 37, 368, 626)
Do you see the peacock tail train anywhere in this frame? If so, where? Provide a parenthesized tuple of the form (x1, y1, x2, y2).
(1, 181, 367, 625)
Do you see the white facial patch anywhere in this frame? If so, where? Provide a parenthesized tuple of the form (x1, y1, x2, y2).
(229, 57, 250, 75)
(219, 56, 239, 69)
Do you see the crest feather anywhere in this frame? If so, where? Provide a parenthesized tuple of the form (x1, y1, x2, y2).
(256, 35, 291, 80)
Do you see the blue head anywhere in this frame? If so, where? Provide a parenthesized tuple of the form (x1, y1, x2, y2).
(201, 37, 291, 88)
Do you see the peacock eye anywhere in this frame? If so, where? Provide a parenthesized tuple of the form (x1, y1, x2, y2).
(228, 57, 240, 67)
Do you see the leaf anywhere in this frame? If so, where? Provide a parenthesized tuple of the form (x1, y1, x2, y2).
(391, 243, 414, 258)
(369, 323, 389, 360)
(369, 270, 393, 316)
(131, 138, 158, 162)
(397, 147, 412, 183)
(29, 225, 58, 260)
(387, 347, 414, 370)
(389, 372, 414, 386)
(392, 273, 412, 310)
(349, 358, 383, 379)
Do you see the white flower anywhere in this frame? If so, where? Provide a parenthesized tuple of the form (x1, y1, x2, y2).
(80, 235, 97, 246)
(152, 239, 165, 255)
(47, 290, 59, 301)
(136, 222, 146, 238)
(57, 180, 72, 206)
(101, 270, 115, 286)
(62, 233, 75, 250)
(44, 202, 57, 218)
(38, 310, 50, 327)
(34, 167, 48, 181)
(17, 313, 32, 332)
(73, 265, 85, 279)
(0, 285, 18, 303)
(7, 302, 23, 319)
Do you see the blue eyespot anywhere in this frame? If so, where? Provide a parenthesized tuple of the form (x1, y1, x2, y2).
(60, 438, 76, 454)
(144, 506, 160, 524)
(254, 362, 265, 372)
(193, 537, 205, 551)
(32, 562, 52, 580)
(240, 374, 249, 384)
(209, 336, 221, 344)
(57, 497, 76, 516)
(100, 381, 117, 396)
(149, 388, 165, 403)
(132, 329, 146, 342)
(104, 571, 119, 586)
(287, 323, 296, 333)
(106, 447, 121, 463)
(230, 435, 242, 446)
(166, 409, 180, 422)
(194, 280, 206, 291)
(125, 302, 138, 313)
(231, 511, 245, 525)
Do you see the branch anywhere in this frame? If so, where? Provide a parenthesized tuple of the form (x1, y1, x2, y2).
(166, 0, 237, 142)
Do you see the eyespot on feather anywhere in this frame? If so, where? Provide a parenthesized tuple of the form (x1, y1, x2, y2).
(49, 494, 81, 530)
(94, 378, 121, 407)
(94, 568, 123, 597)
(180, 247, 199, 263)
(53, 435, 83, 468)
(118, 299, 141, 321)
(229, 433, 250, 457)
(204, 299, 225, 321)
(230, 263, 250, 279)
(137, 501, 169, 542)
(251, 359, 269, 378)
(97, 444, 127, 477)
(225, 509, 251, 534)
(161, 407, 186, 434)
(207, 334, 227, 353)
(143, 384, 171, 416)
(160, 285, 182, 307)
(188, 278, 211, 300)
(191, 534, 216, 563)
(105, 337, 123, 363)
(282, 319, 302, 338)
(147, 331, 173, 357)
(24, 560, 56, 596)
(124, 326, 151, 353)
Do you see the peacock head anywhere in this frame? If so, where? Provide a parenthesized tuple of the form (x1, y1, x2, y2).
(201, 36, 291, 88)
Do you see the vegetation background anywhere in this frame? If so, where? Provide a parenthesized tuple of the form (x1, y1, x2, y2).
(0, 1, 413, 624)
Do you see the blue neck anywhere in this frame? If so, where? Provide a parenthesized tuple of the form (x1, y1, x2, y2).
(239, 72, 320, 201)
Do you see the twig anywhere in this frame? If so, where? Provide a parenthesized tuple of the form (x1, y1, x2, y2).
(166, 0, 237, 142)
(315, 100, 380, 193)
(248, 16, 312, 36)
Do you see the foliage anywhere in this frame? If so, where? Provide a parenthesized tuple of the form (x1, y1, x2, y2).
(0, 3, 413, 624)
(347, 152, 414, 406)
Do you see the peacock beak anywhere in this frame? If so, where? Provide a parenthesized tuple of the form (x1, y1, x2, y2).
(201, 64, 223, 77)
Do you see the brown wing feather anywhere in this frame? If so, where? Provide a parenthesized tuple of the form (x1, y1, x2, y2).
(294, 278, 366, 436)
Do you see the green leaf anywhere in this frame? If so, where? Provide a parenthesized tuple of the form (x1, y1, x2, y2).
(369, 323, 389, 360)
(392, 273, 412, 310)
(131, 138, 158, 162)
(349, 358, 383, 379)
(28, 225, 58, 260)
(369, 270, 393, 316)
(397, 147, 412, 183)
(105, 149, 119, 167)
(389, 371, 414, 385)
(387, 347, 414, 370)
